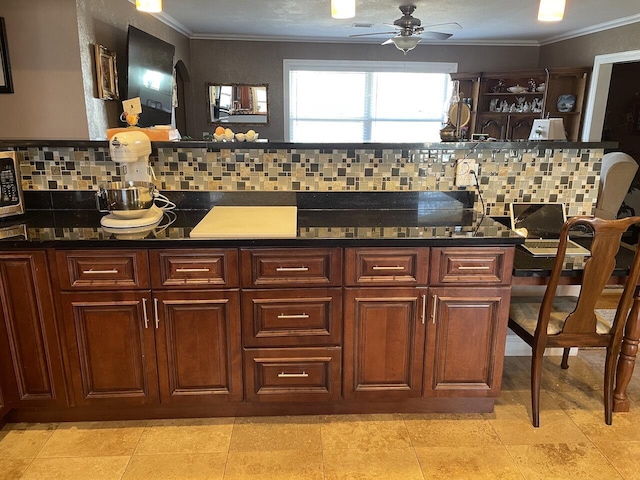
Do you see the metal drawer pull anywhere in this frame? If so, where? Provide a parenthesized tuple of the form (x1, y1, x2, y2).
(372, 265, 405, 271)
(83, 269, 118, 274)
(421, 294, 427, 325)
(175, 267, 210, 273)
(432, 295, 438, 325)
(154, 298, 160, 328)
(277, 313, 310, 319)
(276, 266, 309, 272)
(142, 298, 149, 328)
(457, 266, 491, 270)
(278, 372, 309, 378)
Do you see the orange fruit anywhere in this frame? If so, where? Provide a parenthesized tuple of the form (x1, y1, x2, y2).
(215, 126, 225, 135)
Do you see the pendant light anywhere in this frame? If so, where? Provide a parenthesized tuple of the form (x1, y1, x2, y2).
(331, 0, 355, 19)
(136, 0, 163, 13)
(538, 0, 565, 21)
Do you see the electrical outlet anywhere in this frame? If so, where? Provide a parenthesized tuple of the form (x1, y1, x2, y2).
(455, 159, 476, 187)
(122, 97, 142, 115)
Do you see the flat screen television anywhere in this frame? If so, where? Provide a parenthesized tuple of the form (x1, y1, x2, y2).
(126, 25, 175, 127)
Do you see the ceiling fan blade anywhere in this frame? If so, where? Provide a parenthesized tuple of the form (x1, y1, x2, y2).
(421, 31, 453, 40)
(382, 23, 402, 28)
(349, 31, 398, 38)
(421, 22, 462, 31)
(381, 38, 395, 45)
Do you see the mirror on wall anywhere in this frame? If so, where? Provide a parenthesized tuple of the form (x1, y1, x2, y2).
(207, 83, 269, 125)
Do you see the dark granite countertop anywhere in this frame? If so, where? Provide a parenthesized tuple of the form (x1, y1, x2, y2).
(0, 207, 521, 248)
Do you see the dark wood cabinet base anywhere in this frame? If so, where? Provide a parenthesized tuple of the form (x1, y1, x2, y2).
(6, 397, 496, 423)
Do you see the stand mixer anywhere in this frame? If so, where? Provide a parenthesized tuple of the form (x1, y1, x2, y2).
(98, 131, 174, 235)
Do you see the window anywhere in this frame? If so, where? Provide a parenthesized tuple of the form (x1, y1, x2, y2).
(284, 60, 457, 142)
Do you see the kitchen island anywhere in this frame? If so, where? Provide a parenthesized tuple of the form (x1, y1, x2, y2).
(0, 190, 523, 423)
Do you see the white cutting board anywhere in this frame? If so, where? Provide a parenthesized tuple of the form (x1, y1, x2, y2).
(190, 206, 298, 239)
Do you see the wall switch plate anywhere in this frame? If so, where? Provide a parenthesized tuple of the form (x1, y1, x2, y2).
(455, 159, 476, 187)
(122, 97, 142, 115)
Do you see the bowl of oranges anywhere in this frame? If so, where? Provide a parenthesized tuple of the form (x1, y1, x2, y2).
(213, 126, 234, 141)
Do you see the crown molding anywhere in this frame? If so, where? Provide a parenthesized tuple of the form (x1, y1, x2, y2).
(540, 13, 640, 45)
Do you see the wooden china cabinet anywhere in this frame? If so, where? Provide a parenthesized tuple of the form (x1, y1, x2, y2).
(451, 67, 590, 141)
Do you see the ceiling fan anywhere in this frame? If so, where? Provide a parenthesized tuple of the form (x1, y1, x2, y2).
(350, 5, 462, 54)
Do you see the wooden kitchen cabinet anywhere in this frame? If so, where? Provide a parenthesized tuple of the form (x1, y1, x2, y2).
(343, 287, 427, 400)
(0, 251, 67, 408)
(424, 287, 510, 397)
(59, 291, 159, 407)
(154, 290, 242, 404)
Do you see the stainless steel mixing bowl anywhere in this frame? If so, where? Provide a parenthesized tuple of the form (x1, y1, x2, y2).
(96, 181, 157, 219)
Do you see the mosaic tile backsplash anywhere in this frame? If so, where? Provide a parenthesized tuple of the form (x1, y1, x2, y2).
(14, 145, 603, 216)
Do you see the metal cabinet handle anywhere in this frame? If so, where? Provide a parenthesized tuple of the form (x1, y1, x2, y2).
(278, 372, 309, 378)
(142, 298, 149, 328)
(83, 269, 118, 274)
(372, 265, 405, 271)
(458, 266, 491, 271)
(431, 294, 438, 325)
(175, 267, 210, 273)
(276, 266, 309, 272)
(154, 298, 160, 328)
(277, 313, 310, 319)
(421, 294, 427, 324)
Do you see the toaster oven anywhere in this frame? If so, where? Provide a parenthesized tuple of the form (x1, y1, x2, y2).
(0, 151, 25, 218)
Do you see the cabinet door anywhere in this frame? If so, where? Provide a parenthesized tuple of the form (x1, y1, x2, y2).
(154, 290, 242, 404)
(60, 291, 159, 407)
(424, 287, 510, 397)
(344, 287, 427, 400)
(0, 251, 67, 408)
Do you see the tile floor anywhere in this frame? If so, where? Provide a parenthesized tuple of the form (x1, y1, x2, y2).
(1, 351, 640, 479)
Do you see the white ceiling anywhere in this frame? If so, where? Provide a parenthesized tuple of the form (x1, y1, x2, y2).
(152, 0, 640, 46)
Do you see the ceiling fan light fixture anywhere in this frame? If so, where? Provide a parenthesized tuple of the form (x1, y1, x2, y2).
(136, 0, 162, 13)
(538, 0, 565, 21)
(390, 36, 421, 54)
(331, 0, 355, 19)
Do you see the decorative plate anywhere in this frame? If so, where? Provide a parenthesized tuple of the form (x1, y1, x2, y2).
(557, 94, 576, 112)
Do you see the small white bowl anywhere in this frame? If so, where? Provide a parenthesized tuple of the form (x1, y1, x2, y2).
(507, 85, 527, 94)
(213, 133, 225, 141)
(235, 133, 246, 142)
(246, 133, 260, 142)
(536, 85, 546, 92)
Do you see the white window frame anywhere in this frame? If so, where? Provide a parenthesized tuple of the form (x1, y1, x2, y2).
(283, 59, 458, 142)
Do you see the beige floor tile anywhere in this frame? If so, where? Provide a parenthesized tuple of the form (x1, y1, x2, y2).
(230, 415, 321, 452)
(404, 413, 501, 448)
(224, 450, 323, 480)
(0, 457, 32, 480)
(489, 390, 589, 445)
(20, 456, 130, 480)
(414, 445, 523, 480)
(506, 443, 623, 480)
(320, 413, 411, 451)
(37, 421, 146, 458)
(0, 423, 57, 459)
(595, 441, 640, 480)
(323, 447, 424, 480)
(122, 452, 227, 480)
(134, 418, 234, 455)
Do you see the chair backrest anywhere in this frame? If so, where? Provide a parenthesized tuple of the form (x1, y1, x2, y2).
(595, 152, 638, 220)
(539, 216, 640, 340)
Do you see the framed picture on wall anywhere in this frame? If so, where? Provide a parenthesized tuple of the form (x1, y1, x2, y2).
(0, 17, 14, 94)
(94, 44, 119, 100)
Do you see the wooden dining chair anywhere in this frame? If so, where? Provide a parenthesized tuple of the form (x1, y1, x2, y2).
(509, 215, 640, 427)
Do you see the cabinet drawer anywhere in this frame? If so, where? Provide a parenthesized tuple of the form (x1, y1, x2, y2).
(429, 247, 514, 286)
(241, 248, 341, 287)
(244, 347, 341, 402)
(345, 248, 429, 286)
(149, 249, 238, 288)
(242, 288, 342, 347)
(55, 250, 149, 290)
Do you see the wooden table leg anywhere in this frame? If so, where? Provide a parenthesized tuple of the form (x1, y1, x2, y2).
(614, 296, 640, 412)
